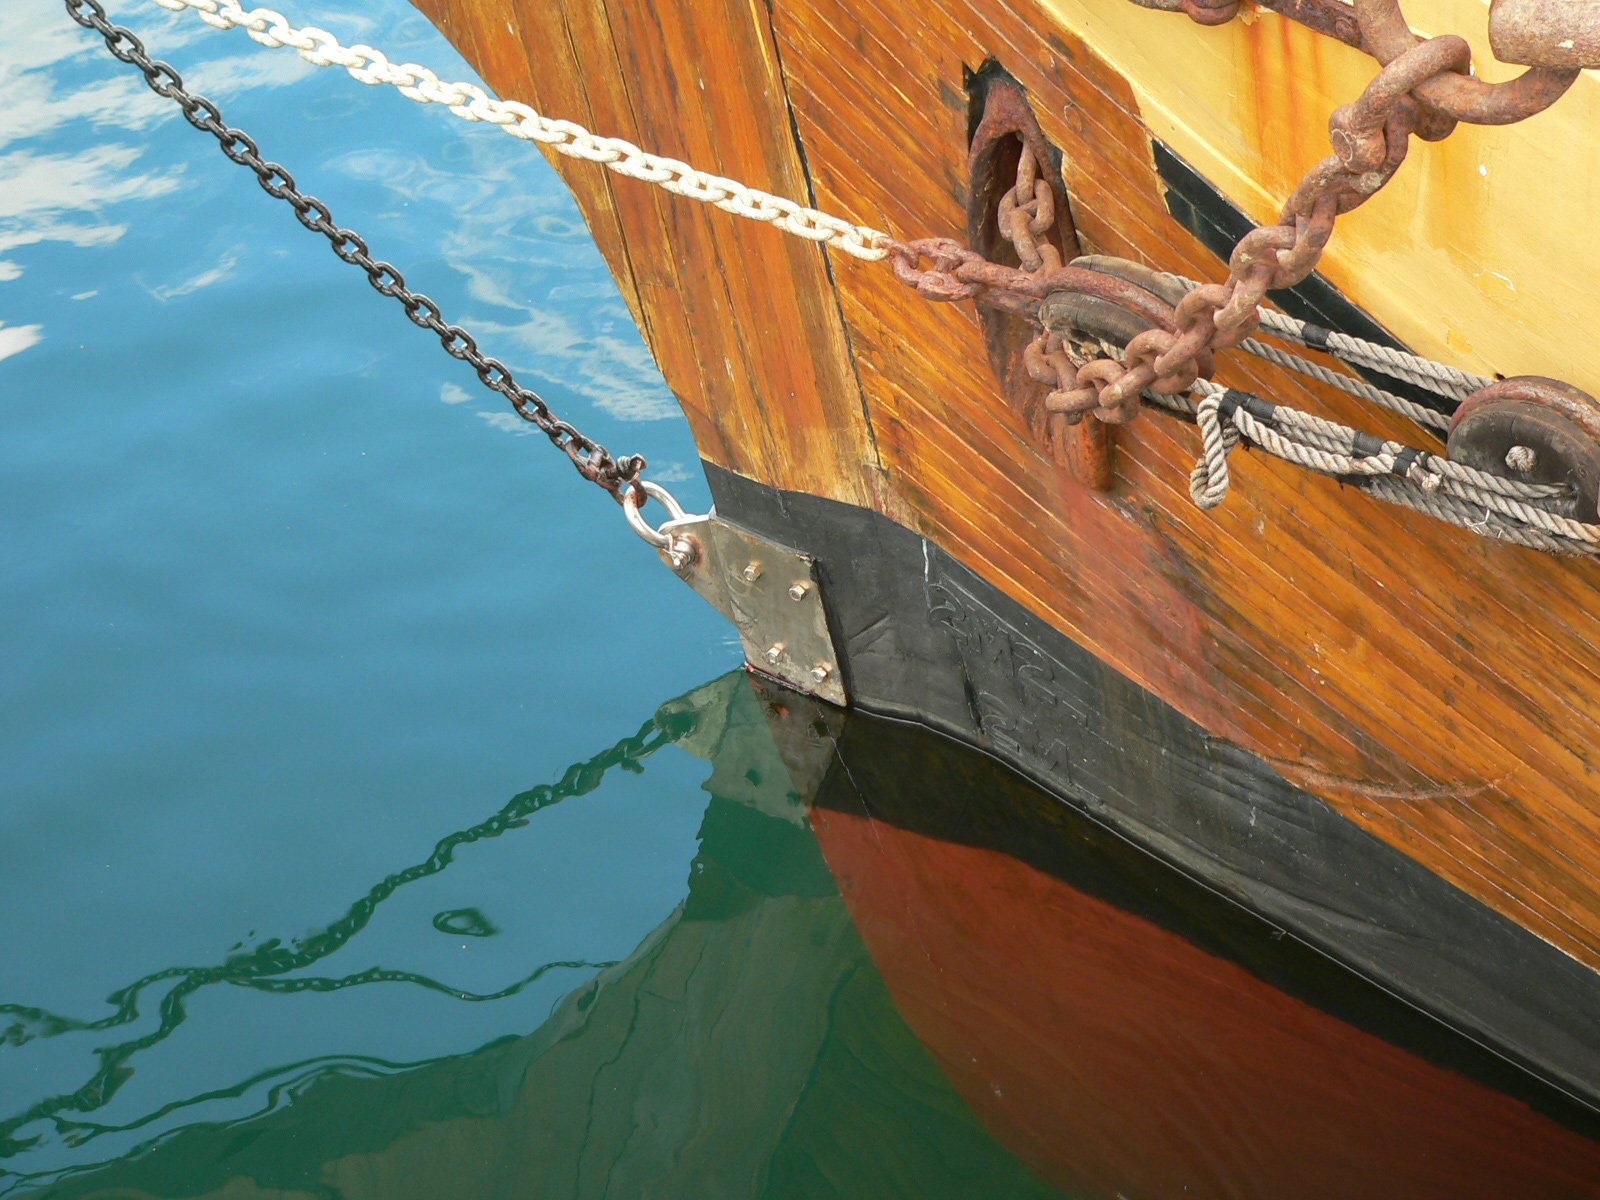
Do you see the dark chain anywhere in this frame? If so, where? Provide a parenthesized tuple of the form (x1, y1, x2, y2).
(64, 0, 644, 499)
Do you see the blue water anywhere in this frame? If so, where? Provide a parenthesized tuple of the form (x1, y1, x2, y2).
(0, 0, 737, 1182)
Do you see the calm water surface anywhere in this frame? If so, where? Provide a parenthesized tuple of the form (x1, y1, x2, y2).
(6, 3, 1600, 1198)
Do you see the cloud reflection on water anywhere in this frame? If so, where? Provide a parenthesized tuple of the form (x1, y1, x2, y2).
(1, 0, 679, 427)
(338, 140, 679, 422)
(143, 245, 244, 301)
(0, 322, 44, 362)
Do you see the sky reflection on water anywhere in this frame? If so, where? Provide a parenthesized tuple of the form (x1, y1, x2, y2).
(0, 0, 739, 1185)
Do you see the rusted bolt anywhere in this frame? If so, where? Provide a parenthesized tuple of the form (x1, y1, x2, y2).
(810, 663, 832, 684)
(741, 561, 763, 582)
(787, 582, 810, 601)
(763, 643, 785, 665)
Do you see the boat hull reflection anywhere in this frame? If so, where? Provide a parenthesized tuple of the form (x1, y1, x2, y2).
(16, 671, 1600, 1199)
(773, 682, 1600, 1200)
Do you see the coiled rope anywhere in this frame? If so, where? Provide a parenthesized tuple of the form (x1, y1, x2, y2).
(133, 0, 1600, 554)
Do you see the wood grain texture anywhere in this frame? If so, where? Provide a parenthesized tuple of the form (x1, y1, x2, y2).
(412, 0, 886, 508)
(408, 0, 1600, 975)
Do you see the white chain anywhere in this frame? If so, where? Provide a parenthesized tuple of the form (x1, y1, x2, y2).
(147, 0, 893, 260)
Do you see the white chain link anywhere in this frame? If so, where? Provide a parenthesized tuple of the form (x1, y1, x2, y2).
(147, 0, 893, 260)
(143, 0, 1508, 390)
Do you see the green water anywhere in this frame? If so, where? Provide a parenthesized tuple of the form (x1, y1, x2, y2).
(4, 674, 1065, 1198)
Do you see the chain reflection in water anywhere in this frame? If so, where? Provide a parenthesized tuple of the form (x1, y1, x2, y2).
(0, 700, 697, 1161)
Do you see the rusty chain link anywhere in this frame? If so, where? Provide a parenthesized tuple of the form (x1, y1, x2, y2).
(1179, 0, 1242, 27)
(1024, 330, 1082, 420)
(996, 152, 1105, 422)
(1033, 34, 1467, 425)
(94, 0, 1589, 499)
(66, 0, 646, 500)
(1354, 0, 1579, 125)
(997, 150, 1060, 273)
(890, 0, 1585, 434)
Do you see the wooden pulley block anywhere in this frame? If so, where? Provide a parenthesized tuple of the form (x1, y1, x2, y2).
(1447, 375, 1600, 522)
(1040, 256, 1187, 365)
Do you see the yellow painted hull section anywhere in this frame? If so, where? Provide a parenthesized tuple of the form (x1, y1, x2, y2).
(1044, 0, 1600, 386)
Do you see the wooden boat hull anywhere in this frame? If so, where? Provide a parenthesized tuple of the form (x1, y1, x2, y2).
(412, 0, 1600, 1107)
(717, 466, 1600, 1112)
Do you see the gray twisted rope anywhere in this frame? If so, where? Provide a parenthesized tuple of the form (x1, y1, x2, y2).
(1364, 478, 1600, 555)
(1160, 270, 1490, 401)
(1130, 274, 1592, 553)
(1419, 454, 1570, 503)
(1255, 310, 1491, 400)
(1190, 391, 1236, 509)
(1182, 381, 1598, 554)
(1238, 337, 1451, 433)
(1419, 466, 1594, 538)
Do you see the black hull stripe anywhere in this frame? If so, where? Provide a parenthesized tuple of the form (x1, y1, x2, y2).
(706, 460, 1600, 1114)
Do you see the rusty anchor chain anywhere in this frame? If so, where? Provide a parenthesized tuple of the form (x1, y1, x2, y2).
(1180, 0, 1241, 27)
(133, 0, 1600, 554)
(1353, 0, 1581, 122)
(985, 153, 1106, 421)
(891, 0, 1592, 445)
(993, 152, 1126, 426)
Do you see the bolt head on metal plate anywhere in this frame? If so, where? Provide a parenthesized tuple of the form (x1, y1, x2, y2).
(659, 516, 847, 706)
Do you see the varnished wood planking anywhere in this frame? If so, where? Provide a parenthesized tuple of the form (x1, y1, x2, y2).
(410, 0, 1600, 971)
(417, 0, 882, 505)
(771, 0, 1600, 965)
